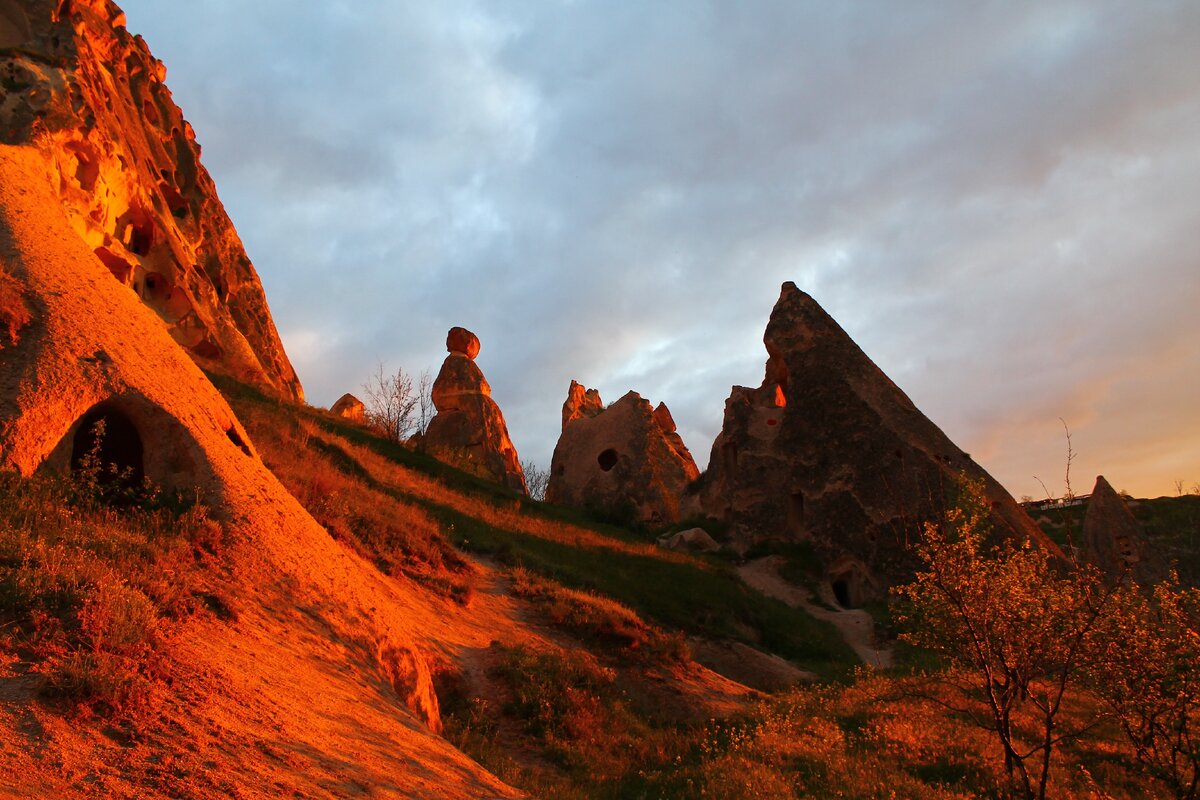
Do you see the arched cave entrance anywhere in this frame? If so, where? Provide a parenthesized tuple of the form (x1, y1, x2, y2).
(70, 405, 145, 492)
(831, 578, 852, 608)
(597, 448, 618, 472)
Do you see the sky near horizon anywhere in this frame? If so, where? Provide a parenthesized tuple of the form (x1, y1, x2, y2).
(118, 1, 1199, 500)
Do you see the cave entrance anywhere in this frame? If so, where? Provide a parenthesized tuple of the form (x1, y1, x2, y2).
(832, 579, 852, 608)
(70, 405, 145, 495)
(597, 448, 618, 472)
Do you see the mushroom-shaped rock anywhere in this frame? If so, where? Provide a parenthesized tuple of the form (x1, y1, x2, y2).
(1082, 476, 1163, 584)
(423, 329, 525, 494)
(547, 386, 699, 527)
(446, 326, 481, 360)
(695, 281, 1059, 602)
(330, 393, 366, 424)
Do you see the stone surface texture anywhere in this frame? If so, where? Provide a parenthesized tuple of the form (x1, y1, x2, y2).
(330, 393, 366, 424)
(423, 328, 526, 494)
(1082, 475, 1163, 584)
(0, 0, 302, 400)
(547, 385, 700, 526)
(695, 281, 1059, 603)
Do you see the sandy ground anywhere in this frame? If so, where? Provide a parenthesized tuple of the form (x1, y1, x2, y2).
(738, 556, 894, 669)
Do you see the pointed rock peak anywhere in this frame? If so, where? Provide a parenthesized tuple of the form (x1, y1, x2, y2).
(562, 379, 604, 430)
(653, 402, 677, 434)
(446, 326, 480, 360)
(330, 393, 366, 423)
(1082, 474, 1160, 583)
(698, 279, 1057, 602)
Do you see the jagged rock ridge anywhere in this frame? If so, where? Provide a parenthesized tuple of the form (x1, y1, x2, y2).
(0, 0, 302, 400)
(696, 281, 1059, 605)
(548, 383, 700, 526)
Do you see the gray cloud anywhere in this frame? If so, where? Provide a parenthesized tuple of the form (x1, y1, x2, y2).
(121, 0, 1200, 498)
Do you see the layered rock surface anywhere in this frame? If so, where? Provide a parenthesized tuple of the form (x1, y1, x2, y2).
(1082, 475, 1163, 584)
(423, 327, 526, 493)
(0, 0, 302, 400)
(696, 281, 1058, 603)
(548, 384, 700, 526)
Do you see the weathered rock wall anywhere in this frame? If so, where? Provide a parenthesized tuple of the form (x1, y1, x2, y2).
(548, 385, 700, 527)
(696, 282, 1058, 602)
(0, 0, 302, 400)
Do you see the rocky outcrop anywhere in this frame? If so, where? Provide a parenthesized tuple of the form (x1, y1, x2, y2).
(561, 379, 603, 428)
(0, 0, 302, 400)
(547, 385, 700, 526)
(696, 281, 1059, 603)
(1082, 475, 1163, 584)
(423, 327, 526, 494)
(330, 393, 366, 424)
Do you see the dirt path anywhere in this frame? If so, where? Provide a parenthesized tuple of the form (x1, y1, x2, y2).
(738, 556, 893, 669)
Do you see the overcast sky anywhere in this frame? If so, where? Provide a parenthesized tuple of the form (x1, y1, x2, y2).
(119, 1, 1199, 500)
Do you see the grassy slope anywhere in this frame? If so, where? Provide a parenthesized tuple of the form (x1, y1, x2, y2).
(214, 374, 857, 676)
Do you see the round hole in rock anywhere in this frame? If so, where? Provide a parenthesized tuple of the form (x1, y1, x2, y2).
(70, 406, 145, 496)
(597, 448, 618, 472)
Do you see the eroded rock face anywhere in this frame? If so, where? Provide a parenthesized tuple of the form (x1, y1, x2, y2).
(1082, 475, 1163, 584)
(423, 328, 526, 494)
(0, 0, 302, 400)
(330, 393, 366, 424)
(696, 281, 1058, 602)
(547, 385, 700, 527)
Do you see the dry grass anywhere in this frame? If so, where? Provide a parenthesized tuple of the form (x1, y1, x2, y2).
(0, 471, 226, 719)
(509, 566, 688, 662)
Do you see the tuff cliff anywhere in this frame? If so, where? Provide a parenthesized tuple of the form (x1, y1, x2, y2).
(696, 281, 1059, 604)
(0, 0, 302, 400)
(548, 384, 700, 527)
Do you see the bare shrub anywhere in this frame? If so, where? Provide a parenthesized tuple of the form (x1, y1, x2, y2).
(362, 363, 432, 443)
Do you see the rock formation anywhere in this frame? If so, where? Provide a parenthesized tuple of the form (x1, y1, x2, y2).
(547, 385, 700, 526)
(1082, 475, 1163, 584)
(695, 281, 1059, 604)
(423, 327, 526, 494)
(330, 392, 367, 424)
(0, 0, 302, 400)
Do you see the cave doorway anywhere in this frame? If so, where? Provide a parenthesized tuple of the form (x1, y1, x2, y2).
(597, 448, 618, 472)
(832, 579, 852, 608)
(70, 405, 145, 495)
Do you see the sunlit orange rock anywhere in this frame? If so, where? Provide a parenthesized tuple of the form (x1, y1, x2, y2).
(695, 281, 1060, 605)
(330, 392, 367, 424)
(423, 328, 526, 494)
(547, 384, 700, 527)
(0, 0, 302, 400)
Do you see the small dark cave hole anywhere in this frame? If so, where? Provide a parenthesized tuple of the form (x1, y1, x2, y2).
(226, 427, 252, 456)
(597, 448, 618, 472)
(70, 406, 145, 495)
(832, 579, 852, 608)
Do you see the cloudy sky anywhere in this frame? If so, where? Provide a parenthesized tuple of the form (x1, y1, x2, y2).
(119, 1, 1199, 500)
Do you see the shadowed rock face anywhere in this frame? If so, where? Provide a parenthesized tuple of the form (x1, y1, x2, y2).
(1082, 475, 1163, 584)
(696, 281, 1058, 601)
(548, 385, 700, 527)
(0, 0, 302, 400)
(423, 328, 526, 494)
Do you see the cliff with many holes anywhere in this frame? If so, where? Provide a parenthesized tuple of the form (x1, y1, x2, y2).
(0, 0, 302, 400)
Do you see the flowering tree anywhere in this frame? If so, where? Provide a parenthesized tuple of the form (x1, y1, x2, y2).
(895, 476, 1114, 800)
